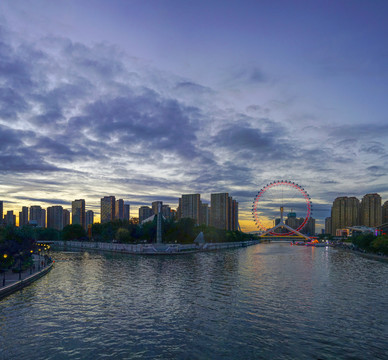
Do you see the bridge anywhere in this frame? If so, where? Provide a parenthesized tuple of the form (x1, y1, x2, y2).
(258, 206, 311, 241)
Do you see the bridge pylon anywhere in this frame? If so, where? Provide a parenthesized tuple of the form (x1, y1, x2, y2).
(259, 206, 310, 241)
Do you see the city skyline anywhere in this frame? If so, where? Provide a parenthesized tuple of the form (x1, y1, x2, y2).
(1, 189, 387, 234)
(0, 1, 387, 232)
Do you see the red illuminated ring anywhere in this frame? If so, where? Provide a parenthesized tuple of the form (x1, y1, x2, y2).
(252, 180, 312, 235)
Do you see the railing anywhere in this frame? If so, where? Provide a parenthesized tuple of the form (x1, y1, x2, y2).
(41, 240, 260, 254)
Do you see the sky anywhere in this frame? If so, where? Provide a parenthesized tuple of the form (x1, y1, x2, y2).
(0, 0, 387, 231)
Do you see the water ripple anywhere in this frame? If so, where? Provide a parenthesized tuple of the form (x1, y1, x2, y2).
(1, 244, 388, 359)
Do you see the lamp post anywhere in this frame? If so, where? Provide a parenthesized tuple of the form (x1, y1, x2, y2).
(30, 250, 33, 274)
(2, 254, 8, 286)
(17, 252, 23, 281)
(38, 248, 41, 270)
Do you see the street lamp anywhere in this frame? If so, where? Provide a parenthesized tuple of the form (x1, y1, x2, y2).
(1, 254, 7, 287)
(30, 250, 34, 274)
(17, 252, 23, 280)
(38, 248, 42, 270)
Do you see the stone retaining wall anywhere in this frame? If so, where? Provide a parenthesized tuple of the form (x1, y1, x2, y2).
(47, 240, 259, 254)
(0, 262, 54, 300)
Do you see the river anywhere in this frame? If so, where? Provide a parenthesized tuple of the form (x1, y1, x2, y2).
(1, 243, 387, 359)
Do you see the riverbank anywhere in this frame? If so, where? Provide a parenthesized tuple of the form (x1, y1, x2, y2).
(44, 239, 259, 255)
(2, 242, 387, 359)
(0, 261, 54, 300)
(333, 243, 388, 263)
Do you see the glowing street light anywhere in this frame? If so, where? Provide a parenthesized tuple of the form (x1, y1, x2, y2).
(1, 254, 8, 286)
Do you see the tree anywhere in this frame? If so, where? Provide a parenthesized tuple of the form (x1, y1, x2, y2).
(62, 224, 86, 241)
(141, 220, 157, 243)
(35, 227, 60, 241)
(352, 233, 376, 251)
(163, 218, 196, 243)
(116, 228, 132, 243)
(371, 236, 388, 255)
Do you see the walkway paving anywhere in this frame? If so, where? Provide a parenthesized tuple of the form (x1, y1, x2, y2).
(0, 263, 49, 288)
(0, 256, 53, 300)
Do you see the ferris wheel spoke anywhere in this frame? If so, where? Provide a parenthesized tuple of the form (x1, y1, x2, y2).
(252, 180, 312, 234)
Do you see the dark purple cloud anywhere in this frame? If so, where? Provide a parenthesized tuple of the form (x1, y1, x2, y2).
(0, 17, 387, 229)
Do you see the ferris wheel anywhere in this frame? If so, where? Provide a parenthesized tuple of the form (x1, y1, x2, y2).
(252, 180, 312, 236)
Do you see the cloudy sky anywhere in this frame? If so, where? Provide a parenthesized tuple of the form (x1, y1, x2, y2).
(0, 0, 387, 231)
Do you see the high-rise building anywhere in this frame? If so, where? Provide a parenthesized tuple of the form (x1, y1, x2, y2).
(63, 209, 71, 227)
(72, 199, 86, 229)
(47, 207, 54, 229)
(41, 209, 46, 228)
(200, 203, 209, 226)
(180, 194, 201, 225)
(47, 206, 64, 230)
(382, 201, 388, 225)
(162, 205, 171, 219)
(152, 201, 163, 215)
(30, 206, 45, 227)
(345, 197, 360, 227)
(331, 197, 360, 235)
(139, 206, 153, 223)
(86, 210, 94, 227)
(19, 206, 29, 227)
(285, 212, 303, 230)
(210, 193, 229, 230)
(5, 211, 16, 226)
(361, 193, 382, 227)
(124, 204, 130, 221)
(177, 198, 182, 219)
(325, 217, 332, 235)
(115, 199, 125, 220)
(303, 217, 316, 236)
(229, 198, 239, 231)
(101, 196, 115, 223)
(0, 201, 3, 225)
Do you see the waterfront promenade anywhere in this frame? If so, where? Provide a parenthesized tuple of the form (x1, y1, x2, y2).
(2, 243, 387, 359)
(42, 239, 259, 254)
(0, 259, 53, 300)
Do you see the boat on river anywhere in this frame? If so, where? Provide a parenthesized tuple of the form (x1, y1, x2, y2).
(290, 241, 305, 246)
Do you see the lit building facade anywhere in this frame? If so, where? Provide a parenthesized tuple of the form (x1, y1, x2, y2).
(101, 196, 115, 223)
(331, 196, 360, 235)
(361, 193, 382, 227)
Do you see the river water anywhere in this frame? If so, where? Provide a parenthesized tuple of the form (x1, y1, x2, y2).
(1, 243, 387, 359)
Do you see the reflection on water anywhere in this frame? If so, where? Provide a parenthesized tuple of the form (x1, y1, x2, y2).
(1, 244, 388, 359)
